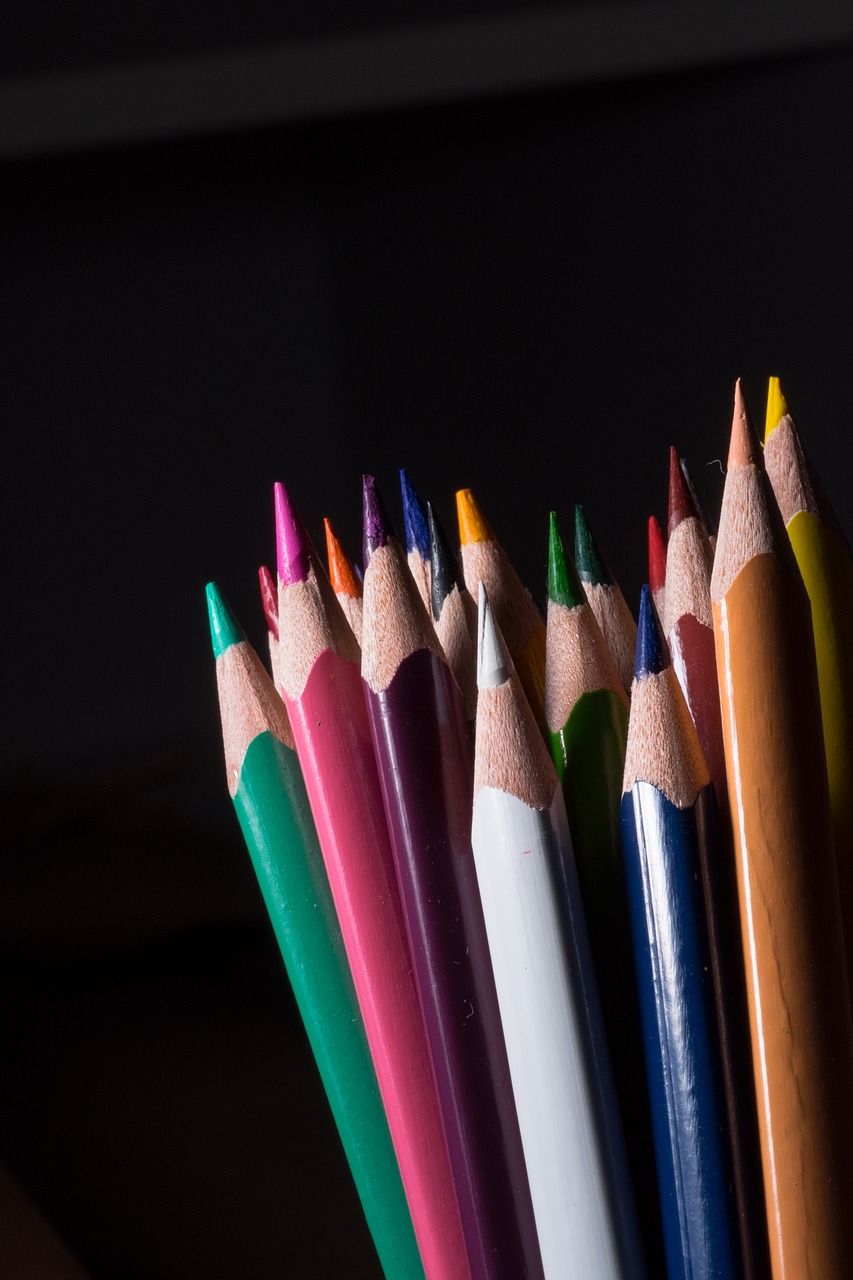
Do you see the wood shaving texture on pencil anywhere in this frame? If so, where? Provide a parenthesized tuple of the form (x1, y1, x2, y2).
(435, 584, 479, 722)
(462, 538, 542, 657)
(361, 542, 444, 692)
(216, 642, 295, 794)
(663, 517, 714, 634)
(474, 673, 557, 810)
(277, 562, 360, 699)
(582, 582, 637, 693)
(763, 414, 821, 524)
(623, 666, 710, 808)
(710, 463, 776, 602)
(544, 599, 626, 734)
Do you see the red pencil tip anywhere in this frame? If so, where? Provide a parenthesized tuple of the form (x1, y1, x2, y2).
(667, 445, 698, 534)
(648, 515, 667, 594)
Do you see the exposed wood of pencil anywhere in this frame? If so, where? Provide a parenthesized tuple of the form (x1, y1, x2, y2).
(208, 583, 425, 1280)
(472, 586, 644, 1280)
(621, 585, 742, 1280)
(0, 1160, 92, 1280)
(275, 484, 471, 1280)
(711, 384, 853, 1280)
(361, 479, 543, 1280)
(457, 486, 547, 733)
(574, 504, 638, 693)
(428, 500, 478, 723)
(664, 449, 770, 1280)
(764, 378, 853, 1013)
(544, 512, 666, 1278)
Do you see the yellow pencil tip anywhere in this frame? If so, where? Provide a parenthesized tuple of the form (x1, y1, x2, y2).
(456, 487, 494, 547)
(764, 376, 789, 443)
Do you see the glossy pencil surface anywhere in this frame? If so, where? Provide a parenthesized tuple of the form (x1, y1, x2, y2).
(621, 586, 742, 1280)
(275, 484, 471, 1280)
(711, 384, 853, 1280)
(472, 587, 645, 1280)
(207, 583, 424, 1280)
(361, 479, 542, 1280)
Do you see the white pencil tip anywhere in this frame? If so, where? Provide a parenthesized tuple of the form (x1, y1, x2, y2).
(477, 582, 511, 689)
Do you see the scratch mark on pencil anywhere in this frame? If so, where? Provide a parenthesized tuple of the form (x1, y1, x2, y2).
(463, 1001, 474, 1023)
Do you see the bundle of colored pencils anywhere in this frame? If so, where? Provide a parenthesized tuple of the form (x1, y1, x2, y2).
(207, 376, 853, 1280)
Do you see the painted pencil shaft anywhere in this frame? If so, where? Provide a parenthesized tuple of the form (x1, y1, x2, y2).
(472, 784, 644, 1280)
(621, 782, 741, 1280)
(209, 596, 423, 1280)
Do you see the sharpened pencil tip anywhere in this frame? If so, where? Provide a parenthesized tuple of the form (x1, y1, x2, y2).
(635, 583, 669, 679)
(574, 505, 612, 585)
(362, 474, 394, 565)
(324, 518, 362, 599)
(427, 501, 463, 620)
(257, 565, 279, 640)
(399, 468, 431, 560)
(206, 581, 246, 658)
(547, 511, 585, 608)
(728, 379, 761, 468)
(456, 487, 494, 547)
(477, 582, 511, 689)
(668, 445, 698, 534)
(274, 482, 312, 586)
(648, 516, 667, 594)
(765, 376, 789, 444)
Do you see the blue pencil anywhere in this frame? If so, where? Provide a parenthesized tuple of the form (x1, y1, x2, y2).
(620, 586, 742, 1280)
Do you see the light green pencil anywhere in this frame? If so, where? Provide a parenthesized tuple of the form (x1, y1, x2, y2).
(207, 582, 425, 1280)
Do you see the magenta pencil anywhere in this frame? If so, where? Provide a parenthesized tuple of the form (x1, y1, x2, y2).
(273, 483, 471, 1280)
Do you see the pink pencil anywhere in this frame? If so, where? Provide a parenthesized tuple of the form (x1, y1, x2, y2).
(273, 482, 471, 1280)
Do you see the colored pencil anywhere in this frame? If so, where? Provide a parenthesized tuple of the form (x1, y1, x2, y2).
(679, 455, 717, 544)
(621, 585, 742, 1280)
(711, 381, 853, 1280)
(665, 446, 770, 1280)
(400, 467, 432, 612)
(574, 504, 638, 693)
(764, 376, 853, 1007)
(544, 511, 665, 1279)
(258, 562, 284, 685)
(274, 482, 471, 1280)
(323, 516, 364, 644)
(471, 585, 645, 1280)
(457, 486, 547, 733)
(207, 582, 425, 1280)
(361, 477, 543, 1280)
(648, 514, 667, 622)
(427, 499, 478, 725)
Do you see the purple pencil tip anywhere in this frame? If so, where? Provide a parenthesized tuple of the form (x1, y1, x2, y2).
(274, 482, 311, 586)
(362, 474, 394, 565)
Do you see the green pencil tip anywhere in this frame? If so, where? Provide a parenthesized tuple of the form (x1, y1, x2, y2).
(206, 581, 247, 658)
(574, 505, 612, 586)
(548, 512, 585, 608)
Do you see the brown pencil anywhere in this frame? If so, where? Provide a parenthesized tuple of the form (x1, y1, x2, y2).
(711, 379, 853, 1280)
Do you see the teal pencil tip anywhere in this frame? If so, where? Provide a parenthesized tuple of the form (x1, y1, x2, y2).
(573, 505, 612, 586)
(206, 581, 247, 658)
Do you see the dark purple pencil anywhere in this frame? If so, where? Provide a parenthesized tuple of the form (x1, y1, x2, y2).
(360, 475, 544, 1280)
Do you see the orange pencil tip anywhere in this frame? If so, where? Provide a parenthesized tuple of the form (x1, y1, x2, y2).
(455, 487, 494, 547)
(324, 517, 362, 599)
(728, 378, 761, 468)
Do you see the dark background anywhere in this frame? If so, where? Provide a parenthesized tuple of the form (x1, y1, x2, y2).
(3, 12, 853, 1277)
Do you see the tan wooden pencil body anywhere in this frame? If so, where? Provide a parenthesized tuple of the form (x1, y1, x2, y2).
(711, 383, 853, 1280)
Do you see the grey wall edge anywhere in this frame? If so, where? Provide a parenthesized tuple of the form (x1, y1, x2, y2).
(1, 1, 852, 159)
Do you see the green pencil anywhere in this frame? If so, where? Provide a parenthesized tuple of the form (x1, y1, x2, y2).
(206, 582, 425, 1280)
(544, 516, 665, 1278)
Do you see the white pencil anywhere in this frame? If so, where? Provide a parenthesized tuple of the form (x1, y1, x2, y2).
(471, 584, 645, 1280)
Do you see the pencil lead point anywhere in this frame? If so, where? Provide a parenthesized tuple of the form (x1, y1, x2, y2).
(477, 582, 512, 689)
(257, 565, 279, 639)
(206, 581, 246, 659)
(547, 511, 585, 608)
(573, 505, 612, 585)
(399, 468, 431, 560)
(363, 474, 394, 566)
(456, 487, 494, 547)
(635, 583, 669, 680)
(427, 501, 463, 620)
(324, 517, 362, 599)
(648, 516, 667, 595)
(668, 445, 698, 534)
(274, 482, 311, 586)
(765, 376, 790, 444)
(728, 379, 761, 468)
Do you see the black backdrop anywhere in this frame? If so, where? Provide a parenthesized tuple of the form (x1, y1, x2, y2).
(3, 43, 853, 1278)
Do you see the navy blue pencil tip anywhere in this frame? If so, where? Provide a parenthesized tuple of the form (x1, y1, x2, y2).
(635, 584, 670, 679)
(399, 468, 431, 559)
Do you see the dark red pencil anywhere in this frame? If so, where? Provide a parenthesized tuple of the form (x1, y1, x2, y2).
(360, 475, 544, 1280)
